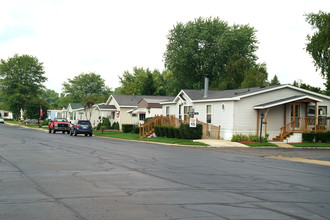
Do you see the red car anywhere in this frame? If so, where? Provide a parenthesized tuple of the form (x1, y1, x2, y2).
(49, 117, 71, 134)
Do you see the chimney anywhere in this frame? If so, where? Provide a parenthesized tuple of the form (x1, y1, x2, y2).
(204, 74, 209, 98)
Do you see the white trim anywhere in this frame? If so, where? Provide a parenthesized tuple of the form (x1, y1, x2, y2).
(254, 95, 323, 109)
(192, 97, 240, 103)
(173, 90, 192, 103)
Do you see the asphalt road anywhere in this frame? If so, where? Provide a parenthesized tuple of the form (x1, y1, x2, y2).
(1, 124, 330, 220)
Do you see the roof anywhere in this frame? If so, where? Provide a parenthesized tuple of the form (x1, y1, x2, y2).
(97, 104, 116, 110)
(110, 95, 173, 107)
(254, 95, 323, 109)
(69, 103, 83, 110)
(139, 96, 175, 104)
(163, 84, 330, 104)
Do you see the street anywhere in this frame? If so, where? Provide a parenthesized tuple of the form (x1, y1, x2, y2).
(1, 124, 330, 220)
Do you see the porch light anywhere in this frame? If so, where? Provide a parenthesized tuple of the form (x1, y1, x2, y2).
(260, 112, 264, 119)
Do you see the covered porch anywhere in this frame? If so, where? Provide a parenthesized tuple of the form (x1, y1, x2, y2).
(254, 95, 329, 141)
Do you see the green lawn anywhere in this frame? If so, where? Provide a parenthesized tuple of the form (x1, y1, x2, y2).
(5, 120, 48, 130)
(290, 142, 330, 148)
(243, 142, 278, 147)
(93, 131, 208, 146)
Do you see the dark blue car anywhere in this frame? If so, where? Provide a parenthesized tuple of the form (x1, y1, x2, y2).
(70, 120, 93, 136)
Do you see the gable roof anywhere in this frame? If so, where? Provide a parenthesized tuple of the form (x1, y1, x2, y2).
(97, 104, 116, 110)
(254, 95, 323, 109)
(108, 95, 174, 107)
(165, 85, 330, 104)
(69, 103, 83, 110)
(139, 96, 175, 104)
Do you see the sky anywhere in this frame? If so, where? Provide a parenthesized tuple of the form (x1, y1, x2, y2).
(0, 0, 329, 94)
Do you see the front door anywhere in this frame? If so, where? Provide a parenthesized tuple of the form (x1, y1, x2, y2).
(291, 104, 302, 129)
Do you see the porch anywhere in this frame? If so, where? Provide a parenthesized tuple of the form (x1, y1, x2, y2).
(254, 95, 329, 142)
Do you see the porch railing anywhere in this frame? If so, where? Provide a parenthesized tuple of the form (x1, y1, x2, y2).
(139, 115, 221, 139)
(279, 117, 329, 141)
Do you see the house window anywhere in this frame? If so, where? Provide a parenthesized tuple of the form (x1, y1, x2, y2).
(4, 112, 8, 117)
(166, 106, 170, 116)
(184, 106, 192, 121)
(132, 113, 137, 117)
(111, 111, 115, 119)
(179, 105, 182, 119)
(139, 113, 146, 121)
(206, 105, 212, 123)
(319, 106, 327, 116)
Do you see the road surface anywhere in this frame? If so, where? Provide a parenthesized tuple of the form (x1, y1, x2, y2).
(1, 124, 330, 219)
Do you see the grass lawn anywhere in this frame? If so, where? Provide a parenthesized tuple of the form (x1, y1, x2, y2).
(5, 120, 48, 130)
(243, 142, 278, 147)
(290, 142, 330, 148)
(94, 131, 208, 146)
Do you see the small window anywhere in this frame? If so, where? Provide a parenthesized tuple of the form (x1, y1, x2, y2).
(139, 113, 146, 121)
(4, 112, 8, 117)
(111, 111, 115, 119)
(319, 106, 327, 116)
(132, 113, 137, 117)
(184, 106, 192, 121)
(166, 106, 170, 116)
(206, 105, 212, 123)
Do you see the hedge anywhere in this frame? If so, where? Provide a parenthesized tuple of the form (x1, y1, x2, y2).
(153, 124, 202, 139)
(103, 118, 111, 129)
(112, 122, 120, 130)
(231, 134, 268, 142)
(131, 126, 140, 134)
(122, 124, 134, 133)
(302, 131, 330, 143)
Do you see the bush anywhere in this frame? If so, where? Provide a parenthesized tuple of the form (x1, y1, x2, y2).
(179, 124, 191, 139)
(158, 126, 165, 137)
(178, 123, 203, 139)
(174, 127, 181, 138)
(96, 123, 102, 131)
(42, 120, 49, 126)
(303, 131, 330, 143)
(193, 124, 203, 139)
(113, 122, 119, 130)
(131, 126, 140, 134)
(154, 126, 160, 137)
(103, 118, 111, 129)
(122, 124, 134, 133)
(163, 126, 169, 137)
(231, 134, 249, 142)
(232, 134, 268, 142)
(168, 126, 175, 138)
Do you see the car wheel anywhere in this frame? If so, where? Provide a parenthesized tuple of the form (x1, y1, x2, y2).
(67, 131, 70, 134)
(70, 131, 73, 136)
(53, 129, 56, 134)
(85, 134, 88, 136)
(49, 128, 51, 133)
(62, 131, 65, 134)
(74, 130, 77, 136)
(90, 133, 93, 137)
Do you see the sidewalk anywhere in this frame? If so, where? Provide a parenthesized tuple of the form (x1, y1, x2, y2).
(194, 139, 249, 147)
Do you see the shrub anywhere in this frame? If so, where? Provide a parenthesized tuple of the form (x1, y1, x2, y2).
(154, 126, 161, 137)
(193, 124, 203, 139)
(112, 122, 120, 130)
(178, 123, 203, 139)
(103, 118, 111, 129)
(158, 126, 165, 137)
(231, 134, 248, 142)
(96, 123, 102, 131)
(168, 126, 175, 138)
(144, 117, 153, 123)
(302, 132, 330, 143)
(122, 124, 134, 133)
(131, 126, 140, 134)
(163, 126, 169, 137)
(42, 120, 49, 126)
(179, 124, 191, 139)
(174, 127, 181, 138)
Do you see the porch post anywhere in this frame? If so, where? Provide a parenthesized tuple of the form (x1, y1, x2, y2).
(284, 104, 286, 133)
(315, 101, 318, 132)
(256, 109, 259, 136)
(293, 102, 296, 132)
(264, 108, 269, 138)
(305, 103, 308, 132)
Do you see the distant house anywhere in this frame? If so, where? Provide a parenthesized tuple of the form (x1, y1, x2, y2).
(64, 103, 84, 122)
(162, 84, 330, 142)
(105, 95, 173, 129)
(47, 109, 63, 120)
(0, 110, 13, 119)
(89, 103, 116, 127)
(128, 96, 175, 124)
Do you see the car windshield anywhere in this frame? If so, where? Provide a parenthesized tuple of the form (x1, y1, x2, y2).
(54, 118, 68, 122)
(79, 121, 91, 125)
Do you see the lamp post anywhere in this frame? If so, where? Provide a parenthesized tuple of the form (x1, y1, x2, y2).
(260, 112, 264, 143)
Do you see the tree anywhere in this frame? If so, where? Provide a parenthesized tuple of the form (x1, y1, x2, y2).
(164, 17, 258, 91)
(270, 75, 281, 86)
(292, 80, 324, 94)
(41, 88, 60, 109)
(0, 54, 47, 120)
(240, 63, 268, 88)
(119, 67, 166, 95)
(62, 72, 112, 119)
(305, 11, 330, 92)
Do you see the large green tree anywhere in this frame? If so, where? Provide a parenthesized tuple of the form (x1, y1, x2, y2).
(0, 54, 47, 120)
(164, 17, 258, 91)
(305, 11, 330, 92)
(62, 72, 112, 119)
(41, 88, 60, 109)
(119, 67, 167, 95)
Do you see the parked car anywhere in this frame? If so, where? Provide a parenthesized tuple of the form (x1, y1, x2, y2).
(0, 118, 4, 123)
(49, 117, 70, 134)
(70, 120, 93, 136)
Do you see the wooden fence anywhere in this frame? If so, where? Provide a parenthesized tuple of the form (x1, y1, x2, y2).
(139, 115, 221, 139)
